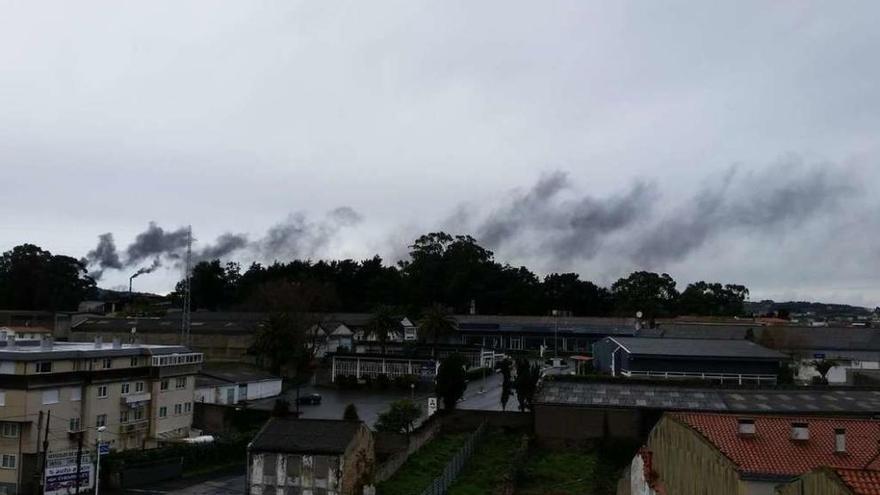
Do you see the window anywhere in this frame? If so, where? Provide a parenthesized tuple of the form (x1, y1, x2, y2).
(35, 361, 52, 373)
(174, 403, 183, 415)
(70, 387, 81, 402)
(130, 357, 139, 367)
(0, 391, 5, 407)
(69, 418, 81, 432)
(1, 454, 16, 469)
(135, 381, 144, 393)
(0, 362, 13, 374)
(121, 383, 130, 395)
(160, 380, 169, 391)
(134, 407, 144, 421)
(119, 411, 128, 424)
(42, 389, 59, 405)
(97, 386, 108, 398)
(158, 407, 167, 418)
(0, 423, 19, 438)
(102, 358, 112, 369)
(175, 377, 187, 389)
(184, 402, 192, 413)
(95, 414, 107, 428)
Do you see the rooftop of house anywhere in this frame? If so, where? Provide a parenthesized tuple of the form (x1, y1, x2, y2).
(0, 326, 52, 333)
(249, 418, 365, 455)
(0, 339, 196, 360)
(199, 367, 279, 386)
(669, 413, 880, 480)
(535, 380, 880, 414)
(605, 337, 786, 360)
(835, 468, 880, 495)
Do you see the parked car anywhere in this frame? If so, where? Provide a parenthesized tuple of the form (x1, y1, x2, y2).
(296, 393, 322, 405)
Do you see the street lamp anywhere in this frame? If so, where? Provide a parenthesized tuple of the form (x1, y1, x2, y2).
(410, 383, 415, 400)
(95, 426, 107, 495)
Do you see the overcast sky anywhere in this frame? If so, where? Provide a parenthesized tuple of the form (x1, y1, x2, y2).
(1, 1, 878, 306)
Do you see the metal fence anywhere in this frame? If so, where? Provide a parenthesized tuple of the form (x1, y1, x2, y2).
(418, 422, 487, 495)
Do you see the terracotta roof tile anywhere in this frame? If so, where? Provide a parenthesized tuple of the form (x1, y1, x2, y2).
(671, 413, 880, 478)
(836, 468, 880, 495)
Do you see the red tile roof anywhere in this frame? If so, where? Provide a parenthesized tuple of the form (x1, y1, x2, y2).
(671, 413, 880, 478)
(836, 468, 880, 495)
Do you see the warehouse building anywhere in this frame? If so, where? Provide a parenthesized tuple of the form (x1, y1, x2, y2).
(592, 337, 785, 384)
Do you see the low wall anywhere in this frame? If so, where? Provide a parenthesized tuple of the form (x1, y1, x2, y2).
(374, 416, 442, 482)
(441, 409, 532, 433)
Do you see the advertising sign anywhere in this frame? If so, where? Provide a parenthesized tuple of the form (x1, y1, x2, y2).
(427, 397, 438, 416)
(45, 450, 93, 495)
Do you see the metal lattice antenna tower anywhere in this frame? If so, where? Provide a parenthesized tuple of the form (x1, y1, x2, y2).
(181, 226, 193, 346)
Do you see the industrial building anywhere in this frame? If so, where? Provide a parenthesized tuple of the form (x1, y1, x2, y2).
(592, 337, 785, 384)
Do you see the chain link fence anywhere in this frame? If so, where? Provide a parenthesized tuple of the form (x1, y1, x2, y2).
(418, 422, 487, 495)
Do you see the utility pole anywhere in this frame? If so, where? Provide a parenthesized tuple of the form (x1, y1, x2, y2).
(95, 426, 106, 495)
(39, 410, 50, 495)
(74, 430, 84, 494)
(180, 226, 193, 347)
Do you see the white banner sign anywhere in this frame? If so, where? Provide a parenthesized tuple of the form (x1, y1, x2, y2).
(44, 452, 94, 495)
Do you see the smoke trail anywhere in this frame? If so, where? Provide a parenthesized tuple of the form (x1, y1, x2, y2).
(81, 233, 122, 279)
(130, 258, 161, 280)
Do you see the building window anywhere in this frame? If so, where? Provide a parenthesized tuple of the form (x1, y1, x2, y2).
(96, 414, 107, 428)
(1, 454, 16, 469)
(102, 358, 112, 369)
(135, 381, 144, 393)
(174, 403, 183, 415)
(0, 423, 19, 438)
(35, 361, 52, 373)
(42, 389, 59, 405)
(69, 418, 81, 432)
(121, 383, 130, 395)
(175, 377, 187, 389)
(0, 391, 5, 407)
(159, 407, 167, 418)
(130, 357, 139, 367)
(119, 411, 128, 424)
(97, 386, 108, 399)
(184, 402, 192, 413)
(134, 407, 144, 421)
(70, 387, 81, 402)
(160, 380, 169, 391)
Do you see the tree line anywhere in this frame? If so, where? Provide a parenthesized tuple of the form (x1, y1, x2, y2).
(0, 233, 749, 316)
(172, 232, 750, 319)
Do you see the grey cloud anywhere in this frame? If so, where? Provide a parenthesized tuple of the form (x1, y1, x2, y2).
(258, 207, 364, 260)
(126, 222, 191, 266)
(197, 233, 249, 262)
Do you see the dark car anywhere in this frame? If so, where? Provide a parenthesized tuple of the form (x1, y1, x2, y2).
(296, 393, 322, 405)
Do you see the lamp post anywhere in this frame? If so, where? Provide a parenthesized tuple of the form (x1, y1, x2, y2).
(95, 426, 106, 495)
(410, 383, 415, 401)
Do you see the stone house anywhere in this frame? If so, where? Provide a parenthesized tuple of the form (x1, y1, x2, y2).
(247, 418, 374, 495)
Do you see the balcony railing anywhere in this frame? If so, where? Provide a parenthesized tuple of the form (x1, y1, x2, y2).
(119, 420, 149, 434)
(121, 392, 151, 406)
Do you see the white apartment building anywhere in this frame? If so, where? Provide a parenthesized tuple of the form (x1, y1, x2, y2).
(0, 336, 203, 495)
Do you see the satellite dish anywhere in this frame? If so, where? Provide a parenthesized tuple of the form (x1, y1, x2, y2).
(636, 311, 643, 319)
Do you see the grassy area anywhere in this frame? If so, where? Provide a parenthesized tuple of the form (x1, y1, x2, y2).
(447, 430, 525, 495)
(517, 443, 635, 495)
(376, 433, 469, 495)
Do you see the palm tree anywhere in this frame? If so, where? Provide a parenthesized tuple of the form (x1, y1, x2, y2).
(366, 305, 398, 355)
(419, 303, 457, 356)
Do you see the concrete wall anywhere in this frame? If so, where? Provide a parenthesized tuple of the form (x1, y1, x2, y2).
(245, 380, 282, 401)
(533, 405, 644, 448)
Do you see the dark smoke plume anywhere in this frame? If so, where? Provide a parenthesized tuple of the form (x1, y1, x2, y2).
(82, 233, 122, 279)
(82, 207, 363, 279)
(476, 171, 655, 260)
(130, 258, 161, 280)
(126, 222, 190, 265)
(631, 162, 853, 267)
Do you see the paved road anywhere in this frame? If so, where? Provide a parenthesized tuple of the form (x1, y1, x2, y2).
(122, 471, 245, 495)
